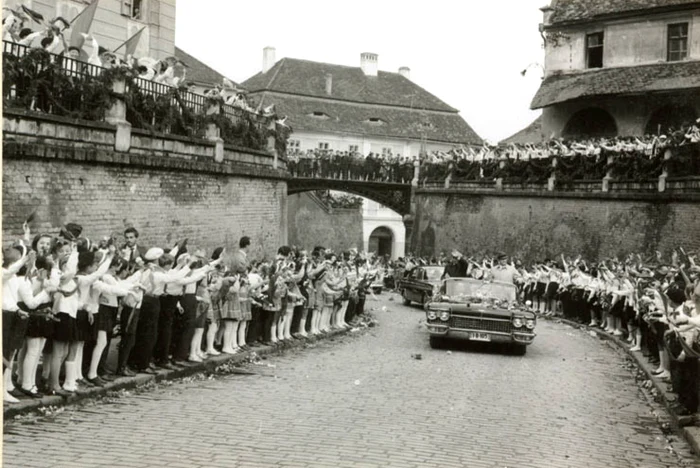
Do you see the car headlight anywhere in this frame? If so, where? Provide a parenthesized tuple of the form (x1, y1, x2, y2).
(525, 319, 535, 329)
(439, 311, 450, 321)
(512, 317, 523, 328)
(427, 311, 437, 320)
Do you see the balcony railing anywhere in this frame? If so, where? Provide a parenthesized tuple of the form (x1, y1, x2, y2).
(2, 41, 278, 152)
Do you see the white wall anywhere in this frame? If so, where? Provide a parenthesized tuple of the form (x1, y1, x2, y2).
(292, 130, 456, 158)
(12, 0, 175, 60)
(544, 9, 700, 75)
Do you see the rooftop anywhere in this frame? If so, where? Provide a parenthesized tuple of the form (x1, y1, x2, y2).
(255, 92, 482, 145)
(531, 60, 700, 108)
(501, 116, 544, 144)
(242, 58, 458, 112)
(546, 0, 700, 26)
(174, 47, 242, 89)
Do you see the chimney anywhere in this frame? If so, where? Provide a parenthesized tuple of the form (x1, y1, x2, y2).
(262, 46, 276, 74)
(360, 52, 378, 76)
(398, 67, 410, 79)
(325, 74, 332, 95)
(540, 5, 554, 26)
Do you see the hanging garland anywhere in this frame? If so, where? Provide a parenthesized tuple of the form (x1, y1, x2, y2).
(2, 47, 285, 153)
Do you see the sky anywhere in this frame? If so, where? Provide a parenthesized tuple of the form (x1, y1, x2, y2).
(175, 0, 547, 143)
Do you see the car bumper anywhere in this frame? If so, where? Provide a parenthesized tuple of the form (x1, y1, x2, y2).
(425, 324, 536, 345)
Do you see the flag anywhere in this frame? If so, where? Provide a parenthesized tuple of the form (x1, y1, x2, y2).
(69, 0, 100, 51)
(115, 26, 146, 58)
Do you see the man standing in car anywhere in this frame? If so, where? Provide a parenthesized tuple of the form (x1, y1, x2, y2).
(442, 250, 469, 279)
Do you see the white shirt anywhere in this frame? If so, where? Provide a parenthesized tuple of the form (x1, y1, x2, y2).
(2, 275, 50, 312)
(96, 273, 133, 308)
(146, 266, 191, 296)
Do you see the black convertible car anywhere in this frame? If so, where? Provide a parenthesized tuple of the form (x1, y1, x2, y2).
(424, 278, 537, 355)
(398, 265, 444, 306)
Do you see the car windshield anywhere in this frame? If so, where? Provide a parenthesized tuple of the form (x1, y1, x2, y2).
(424, 267, 444, 281)
(444, 278, 516, 302)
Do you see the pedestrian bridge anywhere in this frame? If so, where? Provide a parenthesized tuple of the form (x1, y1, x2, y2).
(287, 176, 414, 216)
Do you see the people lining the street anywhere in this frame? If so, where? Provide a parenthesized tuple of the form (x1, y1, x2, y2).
(2, 225, 380, 403)
(394, 247, 700, 417)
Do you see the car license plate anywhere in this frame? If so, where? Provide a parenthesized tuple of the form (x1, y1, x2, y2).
(469, 332, 491, 342)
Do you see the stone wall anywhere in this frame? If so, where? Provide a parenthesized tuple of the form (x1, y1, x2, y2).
(411, 189, 700, 263)
(287, 193, 363, 252)
(2, 111, 288, 260)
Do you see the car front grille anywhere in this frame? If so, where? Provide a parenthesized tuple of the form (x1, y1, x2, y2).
(450, 315, 512, 334)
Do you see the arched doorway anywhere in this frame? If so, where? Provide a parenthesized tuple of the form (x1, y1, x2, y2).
(368, 226, 393, 258)
(645, 105, 697, 135)
(562, 108, 618, 139)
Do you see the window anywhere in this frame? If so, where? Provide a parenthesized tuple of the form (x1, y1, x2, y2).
(668, 23, 689, 61)
(349, 145, 359, 152)
(381, 147, 392, 156)
(288, 139, 300, 150)
(365, 117, 385, 125)
(122, 0, 144, 20)
(318, 142, 329, 150)
(309, 111, 329, 119)
(586, 32, 604, 68)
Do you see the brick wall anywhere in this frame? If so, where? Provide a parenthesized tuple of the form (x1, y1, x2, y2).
(287, 193, 363, 252)
(3, 158, 287, 261)
(2, 113, 288, 261)
(412, 191, 700, 263)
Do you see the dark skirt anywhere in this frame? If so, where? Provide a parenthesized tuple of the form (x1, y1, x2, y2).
(23, 302, 55, 339)
(75, 309, 92, 342)
(3, 310, 29, 360)
(95, 305, 117, 333)
(625, 305, 638, 326)
(535, 282, 547, 297)
(26, 313, 56, 339)
(609, 300, 625, 319)
(53, 313, 77, 343)
(544, 282, 559, 299)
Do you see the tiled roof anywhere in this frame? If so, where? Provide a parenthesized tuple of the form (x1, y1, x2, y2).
(547, 0, 700, 26)
(257, 92, 482, 145)
(501, 116, 544, 144)
(242, 58, 457, 112)
(174, 47, 242, 89)
(531, 60, 700, 108)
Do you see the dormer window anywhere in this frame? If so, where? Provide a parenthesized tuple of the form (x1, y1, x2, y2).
(365, 117, 385, 125)
(309, 111, 330, 119)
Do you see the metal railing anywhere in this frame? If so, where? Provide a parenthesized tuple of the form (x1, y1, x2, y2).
(2, 40, 271, 150)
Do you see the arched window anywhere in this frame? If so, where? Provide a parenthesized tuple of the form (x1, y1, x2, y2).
(645, 105, 697, 135)
(562, 108, 618, 139)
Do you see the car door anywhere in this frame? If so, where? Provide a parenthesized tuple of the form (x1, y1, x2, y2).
(410, 268, 426, 302)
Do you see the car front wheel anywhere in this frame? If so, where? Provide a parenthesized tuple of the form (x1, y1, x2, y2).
(512, 344, 527, 356)
(402, 292, 411, 306)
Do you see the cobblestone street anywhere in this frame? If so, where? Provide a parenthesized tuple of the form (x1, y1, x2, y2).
(4, 294, 700, 468)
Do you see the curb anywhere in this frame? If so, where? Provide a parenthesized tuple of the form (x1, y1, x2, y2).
(539, 314, 699, 453)
(4, 325, 367, 420)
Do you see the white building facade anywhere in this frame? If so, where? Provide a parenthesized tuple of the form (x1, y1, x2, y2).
(243, 49, 482, 259)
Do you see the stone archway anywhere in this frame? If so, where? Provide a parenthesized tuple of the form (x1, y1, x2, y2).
(563, 108, 618, 139)
(645, 105, 697, 135)
(368, 226, 393, 258)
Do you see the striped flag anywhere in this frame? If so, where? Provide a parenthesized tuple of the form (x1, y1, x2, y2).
(115, 26, 146, 58)
(69, 0, 100, 51)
